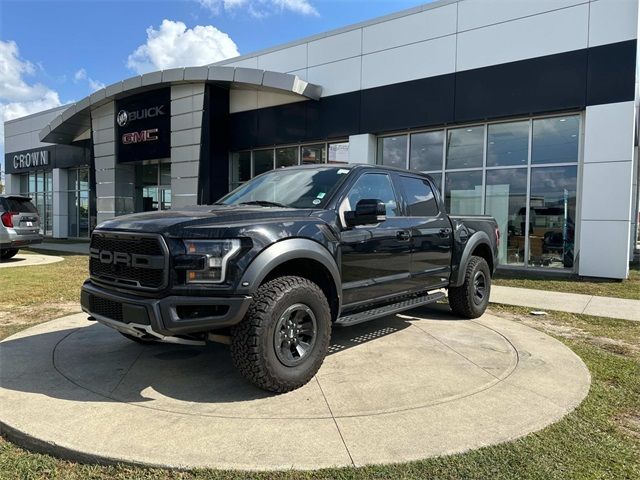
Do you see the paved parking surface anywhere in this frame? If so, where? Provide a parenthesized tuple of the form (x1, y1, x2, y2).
(0, 305, 590, 471)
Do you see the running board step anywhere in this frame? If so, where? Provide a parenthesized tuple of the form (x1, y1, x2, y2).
(335, 291, 446, 327)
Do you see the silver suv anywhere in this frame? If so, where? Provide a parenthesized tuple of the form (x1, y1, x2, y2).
(0, 195, 43, 260)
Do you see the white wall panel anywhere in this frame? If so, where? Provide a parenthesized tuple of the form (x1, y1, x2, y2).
(362, 4, 457, 54)
(362, 35, 456, 89)
(456, 4, 589, 71)
(5, 133, 35, 153)
(581, 161, 633, 221)
(308, 29, 362, 67)
(458, 0, 584, 32)
(583, 101, 635, 163)
(578, 220, 630, 278)
(588, 0, 638, 47)
(307, 57, 362, 96)
(257, 91, 306, 109)
(258, 44, 307, 73)
(221, 56, 258, 69)
(229, 89, 258, 113)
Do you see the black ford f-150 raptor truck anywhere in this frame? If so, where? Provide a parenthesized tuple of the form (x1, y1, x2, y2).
(81, 165, 499, 392)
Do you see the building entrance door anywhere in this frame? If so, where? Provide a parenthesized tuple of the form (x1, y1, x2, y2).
(139, 162, 171, 211)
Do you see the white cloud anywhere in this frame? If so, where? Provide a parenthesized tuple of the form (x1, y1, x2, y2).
(73, 67, 105, 92)
(0, 40, 62, 165)
(197, 0, 319, 18)
(126, 19, 239, 74)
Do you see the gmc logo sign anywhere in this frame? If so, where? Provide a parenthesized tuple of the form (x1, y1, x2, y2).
(122, 128, 159, 145)
(90, 248, 163, 269)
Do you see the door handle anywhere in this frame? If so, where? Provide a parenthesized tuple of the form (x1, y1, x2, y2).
(396, 230, 411, 241)
(439, 228, 452, 237)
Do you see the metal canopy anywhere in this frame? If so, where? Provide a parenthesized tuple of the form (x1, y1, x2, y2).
(39, 66, 323, 145)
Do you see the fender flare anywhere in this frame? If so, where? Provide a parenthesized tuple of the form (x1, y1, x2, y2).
(451, 231, 493, 287)
(236, 238, 342, 307)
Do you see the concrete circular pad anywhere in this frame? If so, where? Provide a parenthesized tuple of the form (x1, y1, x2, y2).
(0, 252, 63, 268)
(0, 306, 590, 471)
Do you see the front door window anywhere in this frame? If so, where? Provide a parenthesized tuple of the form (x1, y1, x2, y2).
(140, 162, 171, 211)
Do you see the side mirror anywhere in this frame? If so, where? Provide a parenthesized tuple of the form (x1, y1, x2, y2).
(345, 199, 386, 227)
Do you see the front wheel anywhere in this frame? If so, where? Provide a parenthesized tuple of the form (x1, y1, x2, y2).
(1, 249, 19, 260)
(448, 255, 491, 319)
(230, 276, 332, 393)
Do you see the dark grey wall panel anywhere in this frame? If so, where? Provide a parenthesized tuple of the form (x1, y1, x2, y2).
(586, 40, 637, 107)
(227, 40, 636, 151)
(454, 49, 588, 122)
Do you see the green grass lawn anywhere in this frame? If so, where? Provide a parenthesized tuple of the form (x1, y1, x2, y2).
(1, 256, 639, 479)
(494, 264, 640, 300)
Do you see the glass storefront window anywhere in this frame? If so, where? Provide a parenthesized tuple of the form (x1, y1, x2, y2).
(160, 162, 171, 187)
(328, 142, 349, 163)
(487, 121, 529, 167)
(231, 151, 251, 190)
(301, 144, 326, 164)
(276, 147, 298, 168)
(254, 150, 274, 176)
(410, 130, 444, 172)
(532, 115, 579, 164)
(445, 170, 483, 215)
(446, 126, 484, 170)
(377, 135, 407, 169)
(67, 167, 91, 237)
(527, 166, 577, 268)
(485, 169, 528, 265)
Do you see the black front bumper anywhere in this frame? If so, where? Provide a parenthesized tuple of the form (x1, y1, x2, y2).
(81, 280, 252, 337)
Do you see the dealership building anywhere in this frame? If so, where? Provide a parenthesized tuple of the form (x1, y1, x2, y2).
(3, 0, 639, 279)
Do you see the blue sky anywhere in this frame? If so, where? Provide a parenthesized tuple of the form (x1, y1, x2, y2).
(1, 0, 432, 175)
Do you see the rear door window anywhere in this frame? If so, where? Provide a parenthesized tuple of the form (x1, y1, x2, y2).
(398, 176, 439, 217)
(5, 198, 38, 214)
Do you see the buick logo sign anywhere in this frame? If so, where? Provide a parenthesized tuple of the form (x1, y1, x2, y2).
(116, 110, 129, 127)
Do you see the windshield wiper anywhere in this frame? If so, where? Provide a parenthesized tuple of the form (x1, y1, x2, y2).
(239, 200, 289, 208)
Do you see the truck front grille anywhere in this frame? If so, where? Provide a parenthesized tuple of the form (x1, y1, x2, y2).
(89, 232, 168, 291)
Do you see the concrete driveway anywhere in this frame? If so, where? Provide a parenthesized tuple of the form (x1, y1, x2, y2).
(0, 304, 590, 471)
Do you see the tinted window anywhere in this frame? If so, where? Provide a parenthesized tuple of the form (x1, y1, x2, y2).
(345, 173, 398, 217)
(532, 116, 579, 164)
(446, 126, 484, 169)
(5, 198, 38, 213)
(398, 176, 439, 217)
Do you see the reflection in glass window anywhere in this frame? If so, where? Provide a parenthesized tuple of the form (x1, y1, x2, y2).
(398, 176, 439, 217)
(159, 163, 171, 187)
(410, 130, 444, 172)
(528, 166, 577, 268)
(302, 144, 326, 164)
(428, 173, 443, 195)
(253, 150, 274, 176)
(344, 173, 398, 217)
(487, 121, 529, 167)
(276, 147, 298, 168)
(446, 126, 484, 169)
(377, 136, 407, 169)
(532, 115, 579, 164)
(485, 169, 528, 265)
(231, 151, 251, 190)
(445, 170, 483, 215)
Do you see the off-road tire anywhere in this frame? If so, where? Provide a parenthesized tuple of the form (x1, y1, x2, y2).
(119, 332, 161, 345)
(1, 249, 19, 260)
(230, 276, 332, 393)
(448, 255, 491, 319)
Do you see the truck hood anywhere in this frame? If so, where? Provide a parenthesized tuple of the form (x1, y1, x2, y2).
(95, 204, 318, 236)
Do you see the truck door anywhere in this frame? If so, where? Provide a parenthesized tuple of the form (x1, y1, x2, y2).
(395, 174, 453, 290)
(339, 172, 412, 307)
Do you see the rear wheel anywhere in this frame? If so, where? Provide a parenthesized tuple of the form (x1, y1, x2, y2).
(448, 255, 491, 319)
(0, 249, 19, 260)
(230, 276, 332, 393)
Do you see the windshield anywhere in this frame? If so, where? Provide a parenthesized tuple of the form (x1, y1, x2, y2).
(219, 167, 351, 208)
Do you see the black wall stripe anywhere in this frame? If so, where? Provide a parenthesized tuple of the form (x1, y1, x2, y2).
(228, 40, 636, 151)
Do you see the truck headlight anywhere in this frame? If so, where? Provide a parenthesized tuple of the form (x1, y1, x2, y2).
(183, 239, 241, 283)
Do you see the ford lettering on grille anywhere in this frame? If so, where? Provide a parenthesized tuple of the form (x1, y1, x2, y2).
(90, 248, 164, 269)
(89, 233, 168, 290)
